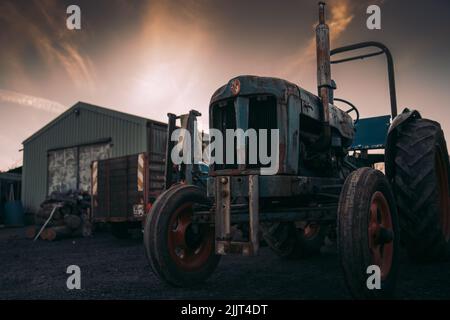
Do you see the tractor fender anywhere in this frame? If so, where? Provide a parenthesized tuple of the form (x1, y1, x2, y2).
(385, 108, 422, 179)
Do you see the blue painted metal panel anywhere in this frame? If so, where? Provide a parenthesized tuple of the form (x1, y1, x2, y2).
(351, 115, 391, 150)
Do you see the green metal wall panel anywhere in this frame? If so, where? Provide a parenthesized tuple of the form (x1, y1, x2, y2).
(21, 103, 154, 213)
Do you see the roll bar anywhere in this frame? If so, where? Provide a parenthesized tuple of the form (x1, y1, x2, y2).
(330, 41, 398, 118)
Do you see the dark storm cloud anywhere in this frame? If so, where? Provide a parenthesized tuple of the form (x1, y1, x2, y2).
(0, 0, 91, 88)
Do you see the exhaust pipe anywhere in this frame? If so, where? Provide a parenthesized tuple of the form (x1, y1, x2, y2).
(314, 2, 332, 150)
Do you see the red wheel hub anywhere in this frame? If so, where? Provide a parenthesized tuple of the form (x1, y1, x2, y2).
(303, 224, 320, 239)
(168, 203, 215, 271)
(436, 147, 450, 241)
(368, 191, 394, 280)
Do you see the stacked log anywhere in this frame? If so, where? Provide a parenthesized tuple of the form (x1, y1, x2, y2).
(41, 226, 73, 241)
(25, 226, 38, 239)
(28, 190, 92, 241)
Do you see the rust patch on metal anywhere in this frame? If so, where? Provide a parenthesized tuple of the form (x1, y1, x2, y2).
(230, 79, 241, 96)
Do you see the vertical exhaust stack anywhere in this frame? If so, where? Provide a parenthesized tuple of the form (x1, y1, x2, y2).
(315, 2, 332, 149)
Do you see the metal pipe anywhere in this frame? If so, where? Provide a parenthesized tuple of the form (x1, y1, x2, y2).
(248, 175, 259, 255)
(331, 50, 384, 64)
(164, 113, 177, 189)
(315, 2, 332, 150)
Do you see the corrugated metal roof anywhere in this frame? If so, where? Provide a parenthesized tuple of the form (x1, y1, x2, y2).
(23, 101, 165, 145)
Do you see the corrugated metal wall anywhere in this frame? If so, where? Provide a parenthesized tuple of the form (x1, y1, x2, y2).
(0, 173, 21, 223)
(22, 103, 151, 213)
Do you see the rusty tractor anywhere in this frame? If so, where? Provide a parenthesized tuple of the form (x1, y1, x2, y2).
(144, 2, 450, 298)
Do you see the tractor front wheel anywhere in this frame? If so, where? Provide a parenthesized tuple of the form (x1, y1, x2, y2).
(144, 185, 220, 287)
(338, 167, 399, 298)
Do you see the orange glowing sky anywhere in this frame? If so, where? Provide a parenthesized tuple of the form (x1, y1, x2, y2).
(1, 0, 450, 170)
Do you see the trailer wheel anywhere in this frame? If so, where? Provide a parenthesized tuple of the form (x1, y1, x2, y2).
(111, 222, 131, 239)
(261, 222, 325, 259)
(144, 185, 220, 287)
(338, 167, 399, 298)
(388, 119, 450, 261)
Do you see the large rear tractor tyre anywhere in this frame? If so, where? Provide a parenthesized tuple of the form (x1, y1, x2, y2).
(389, 119, 450, 262)
(338, 168, 399, 299)
(144, 185, 220, 287)
(261, 222, 325, 259)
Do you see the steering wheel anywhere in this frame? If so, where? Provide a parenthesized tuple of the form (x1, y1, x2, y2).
(334, 98, 360, 124)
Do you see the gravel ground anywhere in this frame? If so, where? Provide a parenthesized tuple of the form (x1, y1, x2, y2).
(1, 227, 450, 300)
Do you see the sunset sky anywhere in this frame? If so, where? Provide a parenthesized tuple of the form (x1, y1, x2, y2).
(1, 0, 449, 170)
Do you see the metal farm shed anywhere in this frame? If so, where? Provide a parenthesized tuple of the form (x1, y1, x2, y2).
(22, 102, 167, 213)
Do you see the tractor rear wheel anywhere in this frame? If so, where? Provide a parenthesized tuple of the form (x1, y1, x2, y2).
(261, 222, 325, 259)
(338, 167, 399, 298)
(389, 119, 450, 261)
(143, 184, 220, 287)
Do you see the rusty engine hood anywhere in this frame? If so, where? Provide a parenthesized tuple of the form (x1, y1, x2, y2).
(210, 75, 354, 141)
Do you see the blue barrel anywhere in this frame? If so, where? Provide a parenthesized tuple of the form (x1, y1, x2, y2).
(4, 200, 24, 227)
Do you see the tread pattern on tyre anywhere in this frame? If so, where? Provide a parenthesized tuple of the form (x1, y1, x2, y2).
(144, 184, 184, 281)
(389, 119, 450, 261)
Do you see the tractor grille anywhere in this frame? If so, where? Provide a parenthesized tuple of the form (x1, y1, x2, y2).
(212, 99, 237, 170)
(247, 95, 277, 168)
(212, 95, 277, 171)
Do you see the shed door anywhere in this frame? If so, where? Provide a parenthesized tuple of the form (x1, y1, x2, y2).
(47, 143, 111, 195)
(48, 147, 77, 194)
(78, 143, 111, 192)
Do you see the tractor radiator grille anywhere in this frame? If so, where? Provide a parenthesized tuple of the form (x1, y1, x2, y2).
(212, 95, 277, 171)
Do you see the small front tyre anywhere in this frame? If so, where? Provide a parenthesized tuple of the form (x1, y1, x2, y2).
(144, 185, 220, 287)
(338, 167, 399, 299)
